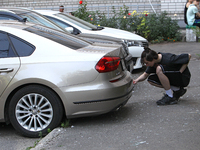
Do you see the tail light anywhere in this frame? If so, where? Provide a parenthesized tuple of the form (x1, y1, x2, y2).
(95, 56, 120, 73)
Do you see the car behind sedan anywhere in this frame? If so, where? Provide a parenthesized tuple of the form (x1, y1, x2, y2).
(0, 21, 134, 137)
(34, 9, 148, 70)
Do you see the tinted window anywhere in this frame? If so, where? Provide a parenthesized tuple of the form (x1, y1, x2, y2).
(46, 16, 80, 35)
(18, 12, 65, 32)
(9, 35, 35, 57)
(0, 15, 16, 20)
(46, 16, 71, 29)
(24, 25, 90, 50)
(0, 32, 16, 58)
(55, 13, 98, 30)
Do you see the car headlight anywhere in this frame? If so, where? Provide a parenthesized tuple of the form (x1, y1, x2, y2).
(123, 40, 148, 47)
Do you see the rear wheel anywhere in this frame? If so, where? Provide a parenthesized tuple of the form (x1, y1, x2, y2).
(8, 85, 63, 137)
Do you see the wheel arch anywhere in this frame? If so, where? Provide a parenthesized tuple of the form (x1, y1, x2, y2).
(4, 83, 66, 124)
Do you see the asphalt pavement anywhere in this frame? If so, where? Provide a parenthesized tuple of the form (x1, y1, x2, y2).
(32, 42, 200, 150)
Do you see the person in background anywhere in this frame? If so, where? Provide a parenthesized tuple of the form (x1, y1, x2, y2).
(133, 47, 191, 105)
(59, 5, 64, 12)
(187, 0, 200, 27)
(69, 12, 74, 16)
(184, 0, 194, 24)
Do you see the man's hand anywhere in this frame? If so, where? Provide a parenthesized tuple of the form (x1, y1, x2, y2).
(133, 80, 137, 84)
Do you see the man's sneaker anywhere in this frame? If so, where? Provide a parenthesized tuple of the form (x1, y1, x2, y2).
(173, 87, 187, 101)
(156, 94, 178, 105)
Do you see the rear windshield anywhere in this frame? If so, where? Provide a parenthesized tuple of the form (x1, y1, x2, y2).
(24, 24, 90, 50)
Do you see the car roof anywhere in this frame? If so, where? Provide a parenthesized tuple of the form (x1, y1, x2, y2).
(0, 8, 26, 22)
(34, 9, 59, 15)
(0, 20, 36, 29)
(0, 7, 33, 14)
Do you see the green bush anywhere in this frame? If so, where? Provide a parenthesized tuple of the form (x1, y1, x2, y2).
(73, 1, 181, 43)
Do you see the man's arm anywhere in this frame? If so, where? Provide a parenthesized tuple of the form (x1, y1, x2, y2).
(196, 12, 200, 18)
(133, 72, 149, 84)
(180, 54, 191, 73)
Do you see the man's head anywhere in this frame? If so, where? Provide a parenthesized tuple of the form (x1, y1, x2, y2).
(193, 0, 200, 5)
(188, 0, 193, 3)
(141, 47, 158, 67)
(59, 5, 64, 12)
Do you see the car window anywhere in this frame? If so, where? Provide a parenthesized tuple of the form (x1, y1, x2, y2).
(18, 12, 65, 32)
(46, 16, 81, 35)
(46, 16, 71, 29)
(8, 34, 35, 57)
(0, 15, 16, 20)
(55, 13, 97, 30)
(0, 32, 16, 58)
(24, 25, 90, 50)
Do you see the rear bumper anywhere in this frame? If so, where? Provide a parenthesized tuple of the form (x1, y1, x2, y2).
(58, 71, 134, 118)
(73, 84, 133, 105)
(67, 86, 133, 118)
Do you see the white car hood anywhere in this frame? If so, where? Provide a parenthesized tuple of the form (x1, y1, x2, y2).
(92, 27, 147, 41)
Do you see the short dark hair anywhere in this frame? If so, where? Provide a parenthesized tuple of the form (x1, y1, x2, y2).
(141, 47, 158, 65)
(59, 5, 64, 9)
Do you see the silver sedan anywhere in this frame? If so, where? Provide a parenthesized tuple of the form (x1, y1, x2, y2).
(0, 21, 134, 137)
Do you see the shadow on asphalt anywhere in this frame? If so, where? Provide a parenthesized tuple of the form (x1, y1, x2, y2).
(69, 106, 134, 126)
(67, 100, 156, 127)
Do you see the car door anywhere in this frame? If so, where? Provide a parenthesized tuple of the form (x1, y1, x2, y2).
(0, 31, 20, 96)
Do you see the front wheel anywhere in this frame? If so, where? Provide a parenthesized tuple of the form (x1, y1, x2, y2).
(8, 85, 63, 137)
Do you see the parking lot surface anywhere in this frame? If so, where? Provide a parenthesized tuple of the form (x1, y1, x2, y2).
(0, 42, 199, 150)
(31, 42, 200, 150)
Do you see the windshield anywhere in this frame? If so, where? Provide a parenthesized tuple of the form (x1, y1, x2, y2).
(55, 13, 98, 30)
(18, 12, 65, 32)
(24, 24, 90, 50)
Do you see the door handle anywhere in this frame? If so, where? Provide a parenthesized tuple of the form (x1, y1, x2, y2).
(0, 68, 14, 73)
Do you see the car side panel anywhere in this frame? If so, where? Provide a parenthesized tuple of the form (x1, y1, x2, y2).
(0, 58, 20, 121)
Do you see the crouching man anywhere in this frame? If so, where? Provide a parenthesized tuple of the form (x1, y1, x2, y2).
(133, 47, 191, 105)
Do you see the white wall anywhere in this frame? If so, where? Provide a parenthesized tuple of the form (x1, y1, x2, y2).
(0, 0, 187, 20)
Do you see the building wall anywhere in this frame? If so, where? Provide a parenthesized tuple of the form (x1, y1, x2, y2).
(161, 0, 187, 20)
(0, 0, 188, 20)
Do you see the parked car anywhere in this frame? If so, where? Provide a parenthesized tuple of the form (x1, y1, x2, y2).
(0, 20, 134, 137)
(0, 7, 134, 72)
(34, 9, 148, 70)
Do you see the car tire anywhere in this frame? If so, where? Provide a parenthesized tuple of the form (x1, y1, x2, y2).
(8, 85, 63, 137)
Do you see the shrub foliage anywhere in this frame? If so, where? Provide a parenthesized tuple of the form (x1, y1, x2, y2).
(73, 1, 181, 42)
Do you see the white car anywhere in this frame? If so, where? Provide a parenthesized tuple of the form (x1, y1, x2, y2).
(34, 10, 148, 70)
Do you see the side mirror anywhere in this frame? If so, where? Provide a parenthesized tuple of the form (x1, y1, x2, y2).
(65, 27, 73, 34)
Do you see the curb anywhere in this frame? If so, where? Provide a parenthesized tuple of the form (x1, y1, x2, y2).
(32, 128, 65, 150)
